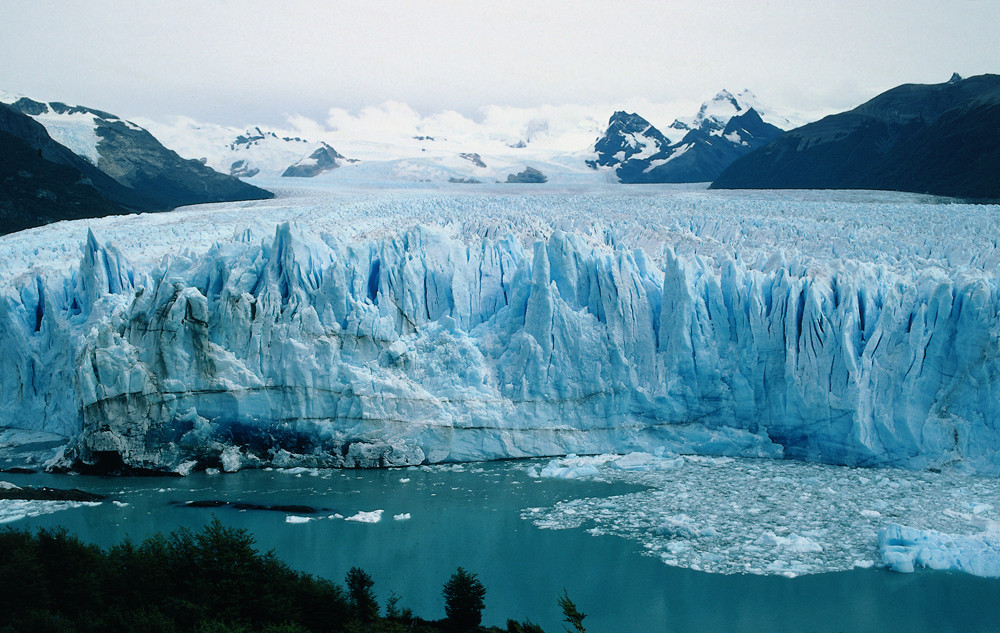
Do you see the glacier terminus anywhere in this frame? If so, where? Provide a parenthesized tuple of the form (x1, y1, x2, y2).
(2, 183, 998, 479)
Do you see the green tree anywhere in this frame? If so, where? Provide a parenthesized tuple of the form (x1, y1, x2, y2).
(345, 566, 379, 622)
(442, 567, 486, 631)
(557, 590, 586, 633)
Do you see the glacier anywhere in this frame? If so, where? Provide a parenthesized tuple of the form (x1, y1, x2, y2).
(1, 184, 1000, 475)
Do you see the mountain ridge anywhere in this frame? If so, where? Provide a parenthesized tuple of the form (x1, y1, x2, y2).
(0, 95, 274, 234)
(711, 73, 1000, 200)
(588, 91, 785, 183)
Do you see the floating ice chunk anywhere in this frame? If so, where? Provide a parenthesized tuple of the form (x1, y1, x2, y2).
(393, 513, 412, 521)
(0, 499, 99, 524)
(0, 481, 22, 491)
(220, 446, 244, 473)
(345, 509, 384, 523)
(112, 501, 128, 507)
(285, 515, 313, 524)
(611, 452, 685, 471)
(653, 514, 703, 539)
(0, 512, 26, 524)
(758, 531, 823, 553)
(399, 478, 411, 483)
(610, 452, 658, 471)
(277, 467, 320, 476)
(539, 454, 614, 479)
(175, 460, 197, 477)
(878, 524, 1000, 577)
(540, 462, 600, 479)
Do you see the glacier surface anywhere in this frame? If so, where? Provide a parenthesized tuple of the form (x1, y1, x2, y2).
(1, 184, 999, 475)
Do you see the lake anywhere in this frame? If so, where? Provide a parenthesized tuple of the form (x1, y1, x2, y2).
(4, 460, 1000, 633)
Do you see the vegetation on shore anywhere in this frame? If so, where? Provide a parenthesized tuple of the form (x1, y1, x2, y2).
(0, 519, 586, 633)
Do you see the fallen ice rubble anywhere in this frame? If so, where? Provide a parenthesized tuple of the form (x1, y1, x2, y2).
(523, 453, 1000, 577)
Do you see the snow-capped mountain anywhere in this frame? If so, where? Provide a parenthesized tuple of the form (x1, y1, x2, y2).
(0, 92, 272, 226)
(135, 117, 349, 179)
(0, 95, 272, 234)
(589, 90, 785, 183)
(586, 111, 671, 170)
(668, 88, 794, 137)
(127, 93, 804, 187)
(281, 142, 346, 177)
(138, 110, 609, 186)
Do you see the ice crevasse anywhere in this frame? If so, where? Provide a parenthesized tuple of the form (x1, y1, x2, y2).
(2, 221, 998, 474)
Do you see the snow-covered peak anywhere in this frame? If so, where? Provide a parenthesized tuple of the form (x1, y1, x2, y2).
(0, 88, 24, 105)
(666, 89, 796, 136)
(688, 89, 753, 134)
(587, 111, 671, 170)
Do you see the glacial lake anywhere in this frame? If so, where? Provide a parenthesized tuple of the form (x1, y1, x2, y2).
(5, 460, 1000, 633)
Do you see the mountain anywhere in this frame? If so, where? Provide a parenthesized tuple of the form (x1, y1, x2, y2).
(0, 104, 129, 233)
(2, 96, 274, 212)
(588, 93, 784, 183)
(711, 74, 1000, 200)
(587, 111, 672, 171)
(668, 88, 796, 136)
(135, 119, 350, 179)
(281, 142, 345, 177)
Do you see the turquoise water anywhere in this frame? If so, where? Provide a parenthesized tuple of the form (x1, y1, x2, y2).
(5, 463, 1000, 633)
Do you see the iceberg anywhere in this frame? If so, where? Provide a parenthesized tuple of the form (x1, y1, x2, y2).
(1, 189, 999, 475)
(879, 524, 1000, 577)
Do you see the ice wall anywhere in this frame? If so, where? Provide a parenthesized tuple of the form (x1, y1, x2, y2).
(2, 221, 998, 473)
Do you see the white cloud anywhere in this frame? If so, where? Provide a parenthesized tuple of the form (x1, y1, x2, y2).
(5, 0, 995, 126)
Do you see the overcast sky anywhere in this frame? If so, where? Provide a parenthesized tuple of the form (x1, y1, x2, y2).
(2, 0, 998, 127)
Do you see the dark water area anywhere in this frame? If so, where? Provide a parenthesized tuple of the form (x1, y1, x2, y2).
(5, 463, 1000, 633)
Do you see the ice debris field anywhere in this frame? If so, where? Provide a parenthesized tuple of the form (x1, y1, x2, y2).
(525, 452, 1000, 578)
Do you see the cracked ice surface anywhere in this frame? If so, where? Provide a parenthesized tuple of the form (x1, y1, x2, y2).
(523, 453, 1000, 577)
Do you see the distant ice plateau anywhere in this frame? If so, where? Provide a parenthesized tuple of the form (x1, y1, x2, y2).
(1, 183, 999, 481)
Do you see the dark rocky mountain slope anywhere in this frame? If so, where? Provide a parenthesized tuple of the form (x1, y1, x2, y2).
(1, 97, 273, 235)
(1, 104, 130, 234)
(711, 74, 1000, 200)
